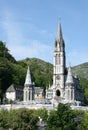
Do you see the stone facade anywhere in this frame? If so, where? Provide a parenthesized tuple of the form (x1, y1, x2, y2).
(46, 22, 84, 105)
(6, 84, 23, 101)
(23, 66, 35, 101)
(6, 21, 84, 106)
(23, 66, 44, 101)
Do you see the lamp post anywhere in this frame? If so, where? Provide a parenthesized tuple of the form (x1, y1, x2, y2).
(37, 116, 47, 130)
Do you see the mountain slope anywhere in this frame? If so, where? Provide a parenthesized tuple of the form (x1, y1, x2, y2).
(18, 58, 53, 87)
(72, 62, 88, 104)
(72, 62, 88, 80)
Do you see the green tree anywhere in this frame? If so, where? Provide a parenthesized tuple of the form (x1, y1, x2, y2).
(9, 108, 39, 130)
(0, 41, 16, 103)
(46, 103, 81, 130)
(0, 109, 9, 129)
(80, 113, 88, 130)
(33, 109, 48, 122)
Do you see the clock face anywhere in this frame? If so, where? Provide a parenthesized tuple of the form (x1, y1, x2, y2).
(56, 75, 60, 80)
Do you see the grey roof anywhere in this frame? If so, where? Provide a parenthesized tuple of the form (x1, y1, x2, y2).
(6, 84, 16, 92)
(6, 84, 23, 92)
(25, 66, 32, 85)
(34, 87, 43, 94)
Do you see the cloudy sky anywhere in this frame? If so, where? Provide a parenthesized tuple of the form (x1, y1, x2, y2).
(0, 0, 88, 66)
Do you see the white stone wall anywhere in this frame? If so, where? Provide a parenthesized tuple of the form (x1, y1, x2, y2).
(6, 92, 16, 101)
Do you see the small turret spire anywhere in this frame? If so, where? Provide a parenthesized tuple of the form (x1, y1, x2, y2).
(66, 66, 74, 84)
(25, 66, 32, 85)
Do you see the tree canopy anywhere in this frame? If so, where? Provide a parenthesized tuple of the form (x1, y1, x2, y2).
(0, 108, 39, 130)
(46, 103, 84, 130)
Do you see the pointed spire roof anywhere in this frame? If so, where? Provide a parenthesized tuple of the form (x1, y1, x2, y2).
(57, 19, 63, 41)
(66, 66, 74, 84)
(25, 66, 32, 85)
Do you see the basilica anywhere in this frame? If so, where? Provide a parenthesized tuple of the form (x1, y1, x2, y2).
(6, 22, 84, 106)
(23, 22, 84, 106)
(46, 22, 84, 105)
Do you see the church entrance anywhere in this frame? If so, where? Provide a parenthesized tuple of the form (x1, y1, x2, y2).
(56, 89, 60, 97)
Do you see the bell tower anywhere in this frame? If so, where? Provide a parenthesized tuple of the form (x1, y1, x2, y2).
(53, 21, 66, 97)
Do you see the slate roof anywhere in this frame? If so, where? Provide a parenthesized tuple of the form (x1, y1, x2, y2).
(34, 87, 43, 94)
(6, 84, 23, 92)
(25, 66, 32, 85)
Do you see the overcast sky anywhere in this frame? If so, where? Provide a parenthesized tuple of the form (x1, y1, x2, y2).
(0, 0, 88, 66)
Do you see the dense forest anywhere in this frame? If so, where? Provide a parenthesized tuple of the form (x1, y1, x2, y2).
(0, 41, 88, 104)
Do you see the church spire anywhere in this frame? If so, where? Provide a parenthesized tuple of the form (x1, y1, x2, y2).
(25, 66, 32, 85)
(57, 19, 63, 41)
(66, 66, 74, 84)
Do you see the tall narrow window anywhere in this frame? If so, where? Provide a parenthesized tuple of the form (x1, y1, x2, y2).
(56, 54, 58, 65)
(71, 90, 73, 100)
(59, 54, 61, 64)
(68, 90, 70, 100)
(26, 91, 27, 101)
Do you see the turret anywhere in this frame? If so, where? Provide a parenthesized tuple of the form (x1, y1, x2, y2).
(66, 66, 74, 85)
(65, 66, 75, 101)
(25, 66, 32, 85)
(23, 65, 34, 102)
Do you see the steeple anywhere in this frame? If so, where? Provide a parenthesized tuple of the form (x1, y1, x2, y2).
(53, 20, 66, 98)
(25, 66, 32, 85)
(57, 20, 63, 41)
(66, 66, 74, 84)
(55, 19, 65, 52)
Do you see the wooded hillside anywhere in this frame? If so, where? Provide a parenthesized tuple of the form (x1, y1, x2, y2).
(0, 41, 88, 104)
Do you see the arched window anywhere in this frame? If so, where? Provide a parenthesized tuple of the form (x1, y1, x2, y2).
(56, 90, 60, 96)
(71, 90, 73, 100)
(26, 91, 27, 101)
(68, 90, 70, 100)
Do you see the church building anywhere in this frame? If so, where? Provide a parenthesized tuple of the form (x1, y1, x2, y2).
(46, 22, 84, 106)
(6, 21, 84, 106)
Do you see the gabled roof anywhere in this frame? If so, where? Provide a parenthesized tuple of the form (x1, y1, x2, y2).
(6, 84, 16, 92)
(6, 84, 23, 92)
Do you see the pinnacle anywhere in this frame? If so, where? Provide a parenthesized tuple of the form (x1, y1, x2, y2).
(66, 66, 74, 84)
(25, 65, 32, 85)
